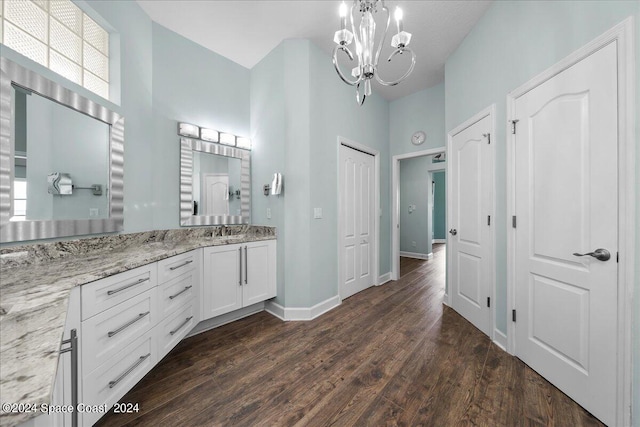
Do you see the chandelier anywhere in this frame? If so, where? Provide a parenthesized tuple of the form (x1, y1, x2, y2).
(333, 0, 416, 105)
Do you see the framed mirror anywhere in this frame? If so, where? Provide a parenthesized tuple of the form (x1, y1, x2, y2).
(0, 57, 124, 243)
(180, 137, 250, 226)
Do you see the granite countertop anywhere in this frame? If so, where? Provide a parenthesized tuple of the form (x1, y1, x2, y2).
(0, 225, 275, 427)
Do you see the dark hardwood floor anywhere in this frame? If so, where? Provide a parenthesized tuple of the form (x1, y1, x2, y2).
(97, 243, 603, 427)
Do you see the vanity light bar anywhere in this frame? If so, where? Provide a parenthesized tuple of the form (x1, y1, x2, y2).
(178, 122, 200, 138)
(200, 128, 219, 143)
(177, 122, 251, 150)
(219, 133, 236, 146)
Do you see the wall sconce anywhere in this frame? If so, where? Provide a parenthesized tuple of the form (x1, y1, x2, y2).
(264, 173, 283, 196)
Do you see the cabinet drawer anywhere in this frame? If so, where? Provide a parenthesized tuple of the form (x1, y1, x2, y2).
(157, 250, 198, 285)
(157, 303, 195, 360)
(82, 264, 156, 320)
(82, 330, 156, 427)
(82, 289, 157, 375)
(159, 270, 197, 318)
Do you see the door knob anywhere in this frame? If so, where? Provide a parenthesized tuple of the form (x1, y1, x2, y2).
(573, 248, 610, 261)
(449, 229, 457, 236)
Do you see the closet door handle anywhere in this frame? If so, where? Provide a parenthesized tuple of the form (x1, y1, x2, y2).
(239, 246, 243, 285)
(244, 246, 248, 284)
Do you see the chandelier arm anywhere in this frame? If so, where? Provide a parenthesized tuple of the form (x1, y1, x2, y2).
(374, 47, 417, 87)
(355, 81, 366, 106)
(373, 5, 391, 68)
(333, 45, 361, 86)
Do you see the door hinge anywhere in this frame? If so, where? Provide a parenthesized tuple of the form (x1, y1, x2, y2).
(483, 133, 491, 144)
(487, 297, 491, 308)
(512, 216, 517, 228)
(487, 215, 491, 226)
(510, 119, 519, 135)
(617, 252, 619, 263)
(512, 309, 517, 322)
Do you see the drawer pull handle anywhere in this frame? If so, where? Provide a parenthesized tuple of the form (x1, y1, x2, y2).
(108, 353, 151, 389)
(169, 260, 193, 271)
(169, 285, 193, 300)
(108, 311, 150, 337)
(107, 278, 150, 295)
(170, 316, 194, 336)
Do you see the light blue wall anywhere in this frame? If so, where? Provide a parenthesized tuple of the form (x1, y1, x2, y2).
(250, 40, 390, 307)
(308, 41, 390, 306)
(151, 23, 250, 230)
(399, 156, 432, 256)
(390, 83, 445, 156)
(433, 171, 446, 240)
(250, 43, 287, 304)
(445, 2, 640, 423)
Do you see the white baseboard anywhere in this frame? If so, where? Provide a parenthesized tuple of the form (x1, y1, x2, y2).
(187, 302, 265, 337)
(433, 239, 446, 243)
(400, 251, 433, 260)
(442, 294, 450, 307)
(264, 295, 341, 321)
(378, 272, 392, 285)
(493, 328, 507, 351)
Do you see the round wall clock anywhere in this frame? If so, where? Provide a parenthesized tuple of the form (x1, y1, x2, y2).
(411, 130, 426, 145)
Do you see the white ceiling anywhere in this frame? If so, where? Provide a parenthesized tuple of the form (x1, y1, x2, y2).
(137, 1, 492, 101)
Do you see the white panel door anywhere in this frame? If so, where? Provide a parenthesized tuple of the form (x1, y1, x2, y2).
(202, 173, 229, 215)
(202, 244, 242, 319)
(513, 42, 617, 425)
(340, 144, 375, 300)
(449, 114, 493, 336)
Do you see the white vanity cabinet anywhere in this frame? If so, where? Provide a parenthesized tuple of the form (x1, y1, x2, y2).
(202, 240, 276, 320)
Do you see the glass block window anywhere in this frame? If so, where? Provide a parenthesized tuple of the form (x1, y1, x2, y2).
(1, 0, 110, 99)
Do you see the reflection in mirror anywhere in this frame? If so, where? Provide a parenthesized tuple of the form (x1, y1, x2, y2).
(180, 137, 250, 226)
(192, 151, 242, 217)
(1, 57, 124, 243)
(12, 85, 110, 222)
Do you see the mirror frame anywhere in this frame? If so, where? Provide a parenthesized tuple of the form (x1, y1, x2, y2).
(0, 57, 124, 243)
(180, 137, 250, 226)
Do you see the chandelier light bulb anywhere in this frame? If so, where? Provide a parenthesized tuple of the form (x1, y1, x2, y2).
(395, 7, 403, 33)
(339, 2, 348, 30)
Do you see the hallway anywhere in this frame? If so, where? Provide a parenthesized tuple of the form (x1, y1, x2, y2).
(98, 243, 602, 426)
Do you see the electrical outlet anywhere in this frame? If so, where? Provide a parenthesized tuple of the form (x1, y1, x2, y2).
(412, 241, 417, 248)
(89, 208, 99, 217)
(314, 208, 322, 219)
(266, 208, 272, 219)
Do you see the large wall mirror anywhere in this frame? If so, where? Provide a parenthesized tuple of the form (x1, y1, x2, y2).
(180, 137, 250, 226)
(0, 57, 124, 243)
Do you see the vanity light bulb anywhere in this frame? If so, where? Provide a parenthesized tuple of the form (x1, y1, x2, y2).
(219, 133, 236, 146)
(201, 128, 219, 142)
(178, 122, 200, 138)
(394, 7, 403, 22)
(236, 137, 252, 150)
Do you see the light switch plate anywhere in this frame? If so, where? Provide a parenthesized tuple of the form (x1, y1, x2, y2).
(314, 208, 322, 219)
(267, 208, 272, 219)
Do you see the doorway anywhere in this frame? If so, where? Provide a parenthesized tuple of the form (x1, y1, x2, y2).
(391, 147, 445, 281)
